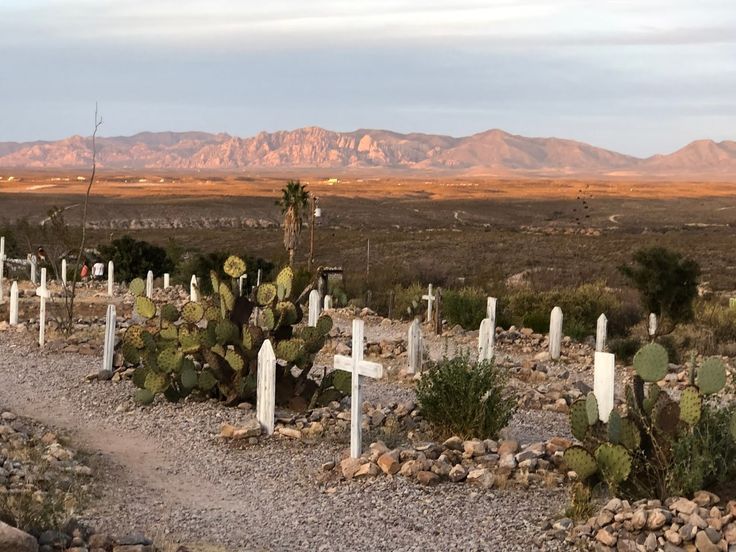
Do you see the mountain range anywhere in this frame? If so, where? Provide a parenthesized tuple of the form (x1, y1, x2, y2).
(1, 127, 735, 176)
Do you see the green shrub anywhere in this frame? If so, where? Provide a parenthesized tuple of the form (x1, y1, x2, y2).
(608, 337, 641, 364)
(443, 287, 486, 329)
(416, 353, 517, 439)
(390, 282, 424, 320)
(619, 246, 700, 334)
(668, 403, 736, 497)
(98, 235, 174, 283)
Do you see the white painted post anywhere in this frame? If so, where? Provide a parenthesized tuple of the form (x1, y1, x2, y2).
(61, 258, 68, 286)
(163, 273, 170, 290)
(36, 268, 50, 347)
(323, 294, 333, 311)
(479, 318, 495, 361)
(30, 255, 37, 285)
(549, 306, 563, 360)
(408, 318, 423, 374)
(108, 261, 114, 296)
(0, 236, 5, 304)
(308, 289, 320, 327)
(190, 275, 199, 302)
(257, 339, 276, 435)
(648, 313, 657, 338)
(256, 269, 262, 287)
(9, 281, 18, 325)
(594, 351, 616, 423)
(334, 319, 383, 458)
(422, 284, 435, 324)
(146, 270, 153, 298)
(486, 296, 497, 342)
(102, 304, 116, 372)
(596, 314, 608, 352)
(238, 274, 246, 297)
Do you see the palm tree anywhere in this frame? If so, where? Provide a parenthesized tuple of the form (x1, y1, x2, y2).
(276, 180, 310, 266)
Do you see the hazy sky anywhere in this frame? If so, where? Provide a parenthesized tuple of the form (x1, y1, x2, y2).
(1, 0, 735, 156)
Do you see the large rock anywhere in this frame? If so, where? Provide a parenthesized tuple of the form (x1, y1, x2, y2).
(0, 522, 38, 552)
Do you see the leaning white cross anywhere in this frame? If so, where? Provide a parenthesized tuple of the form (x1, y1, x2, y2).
(36, 268, 50, 347)
(0, 236, 5, 304)
(422, 284, 435, 324)
(334, 319, 383, 458)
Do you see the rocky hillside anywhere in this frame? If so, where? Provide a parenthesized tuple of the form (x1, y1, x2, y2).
(1, 127, 735, 175)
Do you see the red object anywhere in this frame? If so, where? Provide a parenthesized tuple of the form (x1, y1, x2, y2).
(81, 264, 89, 278)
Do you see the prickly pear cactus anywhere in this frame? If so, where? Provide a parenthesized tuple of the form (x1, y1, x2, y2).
(564, 446, 598, 481)
(595, 443, 632, 488)
(697, 358, 726, 395)
(679, 386, 702, 425)
(633, 343, 668, 382)
(276, 266, 293, 300)
(256, 284, 277, 306)
(619, 417, 641, 451)
(129, 278, 145, 297)
(607, 410, 622, 444)
(135, 296, 156, 319)
(586, 392, 599, 425)
(160, 304, 180, 323)
(569, 400, 589, 441)
(223, 255, 246, 278)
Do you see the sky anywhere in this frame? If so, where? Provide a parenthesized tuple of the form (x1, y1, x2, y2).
(1, 0, 735, 157)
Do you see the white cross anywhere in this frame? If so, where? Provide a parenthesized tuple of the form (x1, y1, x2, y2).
(190, 275, 199, 302)
(0, 236, 5, 305)
(146, 270, 154, 298)
(422, 284, 435, 324)
(36, 268, 50, 347)
(334, 319, 383, 458)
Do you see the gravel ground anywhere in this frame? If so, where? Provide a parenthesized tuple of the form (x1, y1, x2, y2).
(0, 329, 570, 552)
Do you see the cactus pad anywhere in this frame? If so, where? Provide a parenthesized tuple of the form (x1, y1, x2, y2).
(643, 383, 662, 414)
(204, 305, 221, 322)
(198, 370, 217, 391)
(697, 358, 726, 395)
(275, 301, 298, 326)
(160, 304, 180, 323)
(124, 325, 145, 349)
(180, 365, 198, 389)
(276, 267, 293, 300)
(224, 255, 246, 278)
(276, 339, 304, 363)
(316, 315, 333, 336)
(607, 410, 622, 444)
(132, 367, 149, 389)
(258, 308, 275, 330)
(586, 392, 599, 425)
(134, 389, 155, 405)
(679, 386, 702, 425)
(158, 348, 183, 373)
(159, 323, 178, 341)
(135, 296, 156, 319)
(595, 443, 632, 487)
(210, 270, 221, 294)
(633, 343, 668, 382)
(219, 283, 235, 312)
(256, 283, 277, 306)
(225, 350, 245, 372)
(144, 371, 168, 394)
(122, 342, 141, 365)
(620, 418, 641, 451)
(564, 446, 598, 481)
(569, 399, 589, 441)
(129, 277, 145, 297)
(332, 370, 352, 396)
(181, 301, 204, 324)
(215, 319, 239, 345)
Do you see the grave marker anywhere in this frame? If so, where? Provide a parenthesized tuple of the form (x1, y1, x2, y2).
(102, 304, 116, 372)
(61, 259, 67, 286)
(256, 269, 262, 287)
(238, 274, 247, 297)
(408, 318, 423, 374)
(308, 289, 320, 327)
(30, 254, 37, 284)
(648, 313, 657, 338)
(594, 351, 615, 423)
(36, 268, 50, 347)
(549, 306, 563, 360)
(596, 314, 608, 352)
(146, 270, 154, 298)
(323, 295, 333, 311)
(108, 261, 115, 296)
(9, 281, 18, 325)
(257, 340, 276, 435)
(163, 273, 170, 290)
(190, 275, 199, 302)
(0, 236, 4, 304)
(422, 284, 435, 324)
(479, 318, 495, 361)
(334, 319, 383, 458)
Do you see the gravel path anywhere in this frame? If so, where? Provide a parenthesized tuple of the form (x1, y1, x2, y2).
(0, 330, 569, 552)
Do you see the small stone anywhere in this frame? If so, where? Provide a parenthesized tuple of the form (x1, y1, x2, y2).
(463, 440, 485, 457)
(694, 530, 720, 552)
(647, 509, 668, 530)
(448, 464, 467, 482)
(442, 436, 463, 450)
(416, 471, 440, 486)
(340, 458, 363, 479)
(377, 451, 400, 475)
(631, 509, 648, 530)
(595, 528, 617, 547)
(466, 468, 494, 488)
(277, 427, 302, 439)
(354, 462, 379, 478)
(644, 531, 658, 551)
(672, 498, 699, 516)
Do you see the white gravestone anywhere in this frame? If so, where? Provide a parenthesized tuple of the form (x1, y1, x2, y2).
(36, 268, 50, 347)
(102, 304, 116, 372)
(9, 281, 18, 325)
(323, 295, 333, 311)
(30, 255, 37, 285)
(308, 289, 321, 327)
(407, 318, 423, 374)
(146, 270, 154, 298)
(238, 275, 246, 297)
(486, 296, 497, 348)
(108, 261, 115, 296)
(422, 284, 435, 324)
(163, 273, 170, 290)
(61, 258, 67, 286)
(549, 306, 563, 360)
(0, 236, 5, 304)
(479, 318, 495, 361)
(190, 275, 199, 302)
(334, 319, 383, 458)
(257, 340, 276, 435)
(648, 313, 657, 337)
(594, 351, 615, 423)
(596, 314, 608, 352)
(256, 269, 262, 286)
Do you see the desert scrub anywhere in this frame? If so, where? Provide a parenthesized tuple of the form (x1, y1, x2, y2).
(416, 353, 517, 439)
(442, 287, 486, 330)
